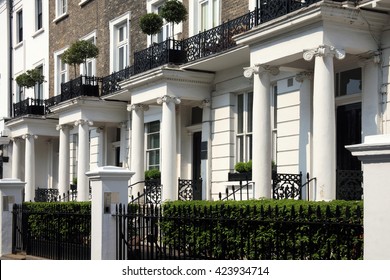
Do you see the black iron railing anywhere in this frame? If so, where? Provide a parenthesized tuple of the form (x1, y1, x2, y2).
(336, 169, 363, 200)
(115, 203, 363, 260)
(272, 172, 303, 200)
(13, 98, 45, 117)
(129, 179, 162, 205)
(101, 66, 134, 96)
(178, 178, 203, 201)
(61, 75, 100, 101)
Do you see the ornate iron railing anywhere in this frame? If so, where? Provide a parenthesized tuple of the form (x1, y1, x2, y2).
(272, 172, 303, 200)
(13, 98, 45, 117)
(61, 75, 100, 102)
(178, 178, 203, 201)
(130, 179, 162, 205)
(219, 181, 254, 201)
(101, 65, 134, 96)
(336, 169, 363, 200)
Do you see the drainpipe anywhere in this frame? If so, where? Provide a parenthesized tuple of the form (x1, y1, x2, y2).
(8, 0, 14, 118)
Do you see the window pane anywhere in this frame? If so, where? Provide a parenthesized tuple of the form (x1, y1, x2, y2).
(118, 47, 124, 70)
(247, 135, 252, 160)
(247, 92, 253, 133)
(340, 68, 362, 96)
(213, 0, 218, 27)
(147, 134, 160, 149)
(237, 135, 243, 162)
(148, 121, 160, 133)
(201, 2, 208, 31)
(237, 94, 244, 133)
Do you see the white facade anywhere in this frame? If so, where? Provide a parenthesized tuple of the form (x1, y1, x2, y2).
(0, 0, 389, 203)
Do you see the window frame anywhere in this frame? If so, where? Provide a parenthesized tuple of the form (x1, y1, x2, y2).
(34, 65, 44, 100)
(236, 92, 253, 163)
(54, 49, 68, 96)
(198, 0, 219, 32)
(56, 0, 68, 18)
(35, 0, 43, 31)
(80, 32, 97, 76)
(16, 9, 23, 44)
(109, 13, 130, 72)
(145, 121, 161, 171)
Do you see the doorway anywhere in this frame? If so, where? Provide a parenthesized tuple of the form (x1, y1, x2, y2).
(192, 131, 202, 200)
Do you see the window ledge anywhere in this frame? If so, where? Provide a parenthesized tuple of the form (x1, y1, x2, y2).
(14, 41, 23, 50)
(79, 0, 90, 7)
(53, 13, 69, 24)
(32, 28, 44, 38)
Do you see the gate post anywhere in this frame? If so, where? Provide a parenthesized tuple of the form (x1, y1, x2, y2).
(86, 166, 134, 260)
(0, 178, 25, 256)
(347, 135, 390, 259)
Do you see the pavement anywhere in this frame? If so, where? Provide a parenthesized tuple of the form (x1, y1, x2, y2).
(0, 253, 47, 260)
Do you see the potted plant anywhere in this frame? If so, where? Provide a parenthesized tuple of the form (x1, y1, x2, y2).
(70, 177, 77, 191)
(62, 40, 99, 96)
(139, 13, 164, 43)
(228, 160, 252, 181)
(160, 0, 187, 63)
(160, 0, 187, 39)
(15, 68, 45, 115)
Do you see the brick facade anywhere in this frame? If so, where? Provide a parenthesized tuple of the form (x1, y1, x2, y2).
(221, 0, 249, 23)
(48, 0, 147, 97)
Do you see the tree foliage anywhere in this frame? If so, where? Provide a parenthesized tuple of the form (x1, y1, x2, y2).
(160, 0, 187, 25)
(15, 69, 45, 89)
(139, 13, 164, 36)
(62, 40, 99, 77)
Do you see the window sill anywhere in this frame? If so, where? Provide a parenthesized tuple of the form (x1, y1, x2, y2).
(14, 41, 23, 50)
(53, 13, 69, 24)
(79, 0, 90, 7)
(32, 28, 44, 38)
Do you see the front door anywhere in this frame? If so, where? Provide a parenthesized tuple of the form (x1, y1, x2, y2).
(192, 131, 202, 200)
(336, 102, 363, 200)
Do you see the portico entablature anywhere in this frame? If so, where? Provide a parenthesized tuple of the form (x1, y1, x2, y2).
(235, 2, 386, 67)
(6, 118, 59, 138)
(113, 67, 214, 105)
(53, 98, 127, 126)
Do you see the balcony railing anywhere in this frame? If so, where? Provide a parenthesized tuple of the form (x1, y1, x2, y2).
(46, 1, 355, 106)
(13, 98, 45, 118)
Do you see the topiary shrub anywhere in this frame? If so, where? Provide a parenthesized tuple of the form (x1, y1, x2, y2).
(145, 169, 161, 180)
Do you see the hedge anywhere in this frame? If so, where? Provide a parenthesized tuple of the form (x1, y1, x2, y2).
(158, 200, 363, 260)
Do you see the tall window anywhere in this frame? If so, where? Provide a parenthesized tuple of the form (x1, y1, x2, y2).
(34, 66, 44, 100)
(56, 54, 67, 95)
(36, 0, 43, 31)
(56, 0, 67, 18)
(15, 84, 24, 103)
(155, 4, 170, 43)
(236, 92, 253, 163)
(199, 0, 219, 31)
(146, 121, 160, 170)
(117, 23, 128, 70)
(16, 10, 23, 43)
(335, 68, 362, 97)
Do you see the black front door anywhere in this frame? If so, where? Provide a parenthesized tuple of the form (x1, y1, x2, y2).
(192, 131, 202, 200)
(336, 102, 363, 200)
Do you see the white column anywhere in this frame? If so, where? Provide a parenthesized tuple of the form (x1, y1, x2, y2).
(200, 99, 211, 200)
(296, 72, 313, 200)
(157, 95, 181, 201)
(57, 124, 71, 196)
(303, 45, 345, 201)
(11, 138, 21, 179)
(75, 119, 93, 201)
(23, 134, 37, 202)
(86, 166, 134, 260)
(129, 104, 149, 197)
(244, 65, 279, 199)
(362, 55, 381, 138)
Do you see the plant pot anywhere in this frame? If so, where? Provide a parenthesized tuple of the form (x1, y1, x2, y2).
(228, 172, 252, 182)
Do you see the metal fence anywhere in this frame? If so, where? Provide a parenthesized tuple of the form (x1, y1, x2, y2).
(115, 203, 363, 260)
(12, 204, 91, 260)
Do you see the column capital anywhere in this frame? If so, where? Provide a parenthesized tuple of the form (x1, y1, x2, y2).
(21, 134, 38, 140)
(74, 119, 93, 127)
(10, 137, 21, 142)
(56, 124, 72, 131)
(127, 103, 150, 112)
(198, 99, 211, 109)
(358, 51, 381, 67)
(295, 71, 313, 83)
(157, 95, 181, 105)
(243, 64, 279, 79)
(303, 45, 346, 61)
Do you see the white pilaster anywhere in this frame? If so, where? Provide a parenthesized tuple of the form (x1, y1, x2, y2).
(11, 138, 21, 179)
(244, 65, 279, 199)
(129, 104, 149, 197)
(304, 45, 345, 201)
(157, 95, 181, 201)
(23, 134, 37, 202)
(200, 99, 211, 200)
(57, 124, 71, 196)
(296, 72, 313, 200)
(75, 119, 93, 201)
(361, 54, 381, 138)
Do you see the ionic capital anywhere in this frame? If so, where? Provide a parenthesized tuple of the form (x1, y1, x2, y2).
(22, 134, 38, 140)
(198, 99, 210, 109)
(303, 45, 346, 61)
(243, 65, 279, 79)
(295, 71, 313, 83)
(56, 124, 72, 131)
(127, 103, 150, 112)
(74, 119, 93, 127)
(157, 95, 181, 105)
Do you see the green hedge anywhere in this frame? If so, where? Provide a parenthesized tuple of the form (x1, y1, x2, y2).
(23, 202, 91, 243)
(159, 200, 363, 260)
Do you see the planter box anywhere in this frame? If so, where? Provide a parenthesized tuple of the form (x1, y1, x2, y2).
(228, 172, 252, 182)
